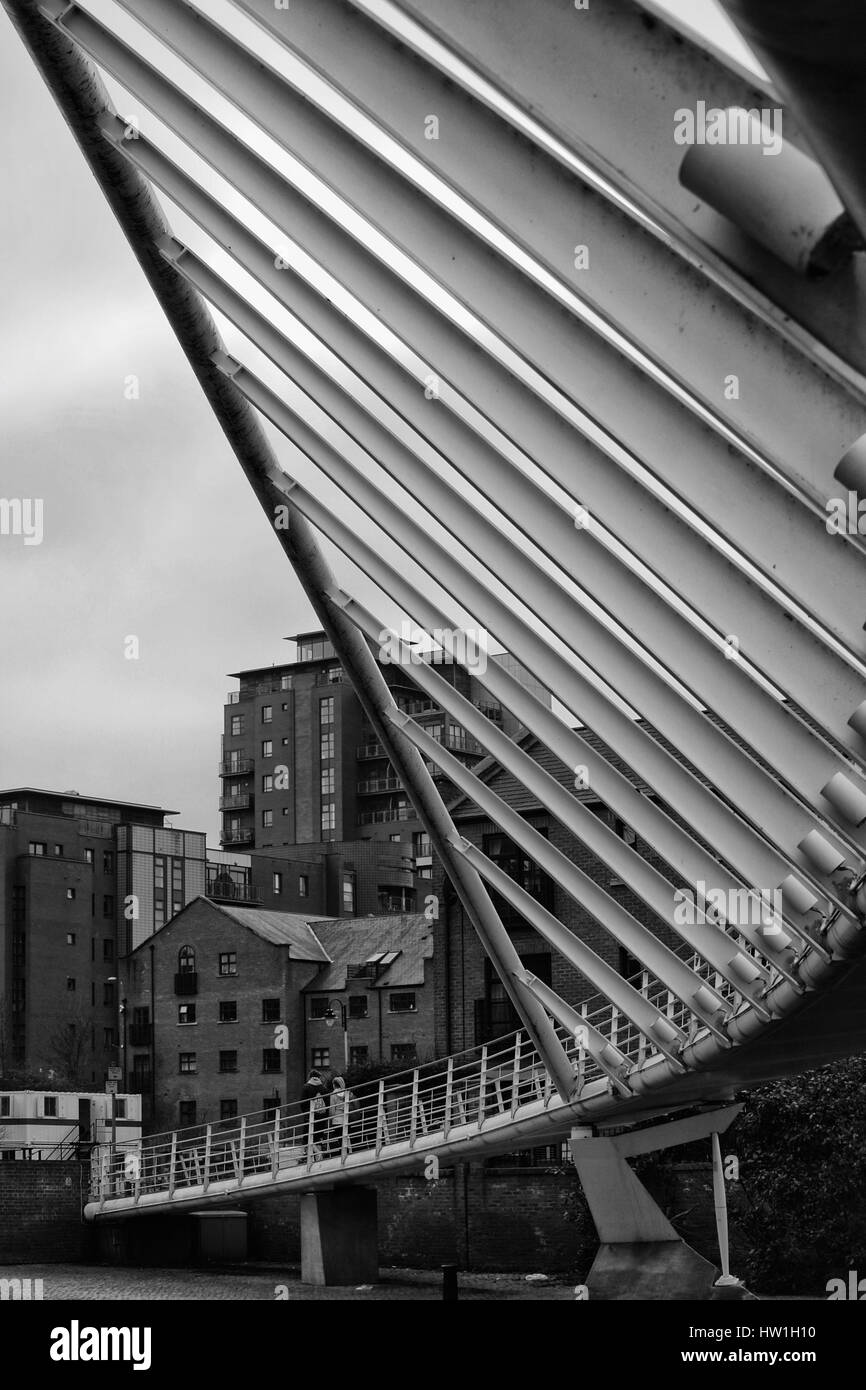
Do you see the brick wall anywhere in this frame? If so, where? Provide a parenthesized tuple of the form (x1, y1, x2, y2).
(0, 1162, 91, 1263)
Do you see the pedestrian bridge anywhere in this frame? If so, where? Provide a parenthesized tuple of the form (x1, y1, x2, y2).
(7, 0, 866, 1292)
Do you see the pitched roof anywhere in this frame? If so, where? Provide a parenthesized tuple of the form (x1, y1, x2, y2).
(302, 912, 434, 992)
(205, 900, 331, 960)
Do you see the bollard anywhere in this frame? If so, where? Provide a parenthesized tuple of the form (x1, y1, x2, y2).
(441, 1263, 458, 1301)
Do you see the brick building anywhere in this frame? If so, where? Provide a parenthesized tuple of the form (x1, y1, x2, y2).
(219, 630, 548, 882)
(302, 914, 435, 1075)
(125, 899, 434, 1131)
(431, 729, 685, 1057)
(0, 789, 206, 1085)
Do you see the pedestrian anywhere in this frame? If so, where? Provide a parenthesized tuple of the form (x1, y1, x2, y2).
(300, 1069, 329, 1159)
(328, 1075, 351, 1154)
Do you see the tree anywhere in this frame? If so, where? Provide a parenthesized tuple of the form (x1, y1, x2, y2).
(46, 1007, 91, 1087)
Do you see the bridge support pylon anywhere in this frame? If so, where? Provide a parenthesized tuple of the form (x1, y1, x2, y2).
(300, 1187, 379, 1287)
(571, 1106, 756, 1301)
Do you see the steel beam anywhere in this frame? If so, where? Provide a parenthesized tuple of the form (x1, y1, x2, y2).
(4, 0, 575, 1099)
(155, 235, 866, 843)
(213, 352, 864, 885)
(390, 0, 866, 385)
(49, 1, 866, 689)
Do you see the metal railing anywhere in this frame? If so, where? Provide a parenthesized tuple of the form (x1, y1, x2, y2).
(219, 757, 254, 776)
(357, 806, 416, 824)
(219, 793, 251, 810)
(356, 741, 387, 759)
(357, 776, 403, 794)
(221, 828, 253, 844)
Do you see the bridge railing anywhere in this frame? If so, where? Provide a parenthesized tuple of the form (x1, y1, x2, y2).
(89, 936, 778, 1204)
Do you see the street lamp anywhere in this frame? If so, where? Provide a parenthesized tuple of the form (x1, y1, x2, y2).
(324, 1000, 349, 1071)
(107, 976, 126, 1190)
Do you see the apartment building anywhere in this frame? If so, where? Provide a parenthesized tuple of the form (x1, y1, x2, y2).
(0, 788, 206, 1085)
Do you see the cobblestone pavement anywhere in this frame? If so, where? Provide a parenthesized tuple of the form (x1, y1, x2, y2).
(1, 1264, 576, 1300)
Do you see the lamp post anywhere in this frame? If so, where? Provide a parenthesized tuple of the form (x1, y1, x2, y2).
(107, 975, 125, 1190)
(324, 1000, 349, 1072)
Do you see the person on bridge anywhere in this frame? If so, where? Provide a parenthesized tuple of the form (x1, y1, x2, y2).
(327, 1075, 351, 1155)
(301, 1069, 329, 1159)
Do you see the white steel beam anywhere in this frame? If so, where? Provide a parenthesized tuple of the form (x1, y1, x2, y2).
(156, 235, 866, 849)
(213, 351, 865, 884)
(389, 0, 866, 386)
(49, 2, 866, 701)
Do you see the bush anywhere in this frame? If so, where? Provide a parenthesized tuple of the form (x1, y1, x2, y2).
(730, 1056, 866, 1294)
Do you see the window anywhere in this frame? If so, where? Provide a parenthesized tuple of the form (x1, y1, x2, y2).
(0, 1097, 10, 1117)
(66, 932, 76, 946)
(349, 1046, 369, 1067)
(262, 1048, 281, 1073)
(281, 736, 289, 745)
(115, 1099, 127, 1119)
(391, 1043, 417, 1064)
(342, 875, 355, 913)
(262, 774, 274, 793)
(618, 947, 642, 982)
(179, 1100, 197, 1127)
(321, 766, 335, 795)
(28, 841, 46, 856)
(311, 1047, 330, 1069)
(348, 995, 368, 1020)
(310, 997, 331, 1020)
(389, 833, 401, 843)
(65, 888, 75, 901)
(262, 740, 273, 758)
(103, 1027, 116, 1050)
(44, 1096, 58, 1117)
(272, 871, 283, 896)
(178, 945, 195, 974)
(320, 696, 334, 725)
(230, 714, 245, 736)
(299, 874, 309, 898)
(54, 844, 64, 857)
(320, 731, 334, 760)
(84, 848, 94, 865)
(103, 895, 114, 918)
(103, 982, 115, 1006)
(219, 952, 237, 976)
(103, 939, 114, 961)
(262, 809, 274, 829)
(263, 1094, 281, 1118)
(179, 1052, 197, 1074)
(103, 851, 114, 874)
(219, 1050, 238, 1073)
(262, 998, 281, 1022)
(178, 1003, 196, 1025)
(262, 704, 273, 724)
(482, 829, 555, 929)
(389, 992, 417, 1013)
(280, 674, 291, 690)
(220, 1099, 238, 1121)
(219, 1000, 238, 1024)
(321, 802, 336, 833)
(66, 977, 76, 992)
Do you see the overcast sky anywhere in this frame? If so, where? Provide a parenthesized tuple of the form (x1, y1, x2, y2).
(0, 1, 761, 844)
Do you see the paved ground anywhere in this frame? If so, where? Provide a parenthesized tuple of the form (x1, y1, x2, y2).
(1, 1264, 577, 1300)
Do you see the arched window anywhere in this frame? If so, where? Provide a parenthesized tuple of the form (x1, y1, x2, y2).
(178, 945, 195, 975)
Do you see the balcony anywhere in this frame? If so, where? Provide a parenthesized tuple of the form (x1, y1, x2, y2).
(356, 742, 387, 759)
(221, 828, 254, 846)
(219, 757, 254, 776)
(129, 1023, 152, 1047)
(357, 776, 402, 795)
(357, 806, 417, 825)
(219, 793, 251, 811)
(206, 869, 262, 905)
(174, 972, 198, 996)
(444, 732, 483, 755)
(315, 668, 344, 685)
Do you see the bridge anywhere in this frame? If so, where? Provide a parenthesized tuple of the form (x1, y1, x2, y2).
(5, 0, 866, 1297)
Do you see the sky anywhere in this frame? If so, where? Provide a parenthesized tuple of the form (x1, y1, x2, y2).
(0, 0, 762, 845)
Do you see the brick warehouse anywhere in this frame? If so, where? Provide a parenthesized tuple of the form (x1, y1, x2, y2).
(126, 898, 434, 1131)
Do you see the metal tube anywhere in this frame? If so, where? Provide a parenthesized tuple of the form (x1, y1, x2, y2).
(2, 0, 574, 1102)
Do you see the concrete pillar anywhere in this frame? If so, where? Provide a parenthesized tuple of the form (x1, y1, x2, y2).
(300, 1187, 378, 1286)
(571, 1113, 755, 1301)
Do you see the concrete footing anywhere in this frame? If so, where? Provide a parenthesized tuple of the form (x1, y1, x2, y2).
(571, 1110, 755, 1300)
(300, 1187, 378, 1286)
